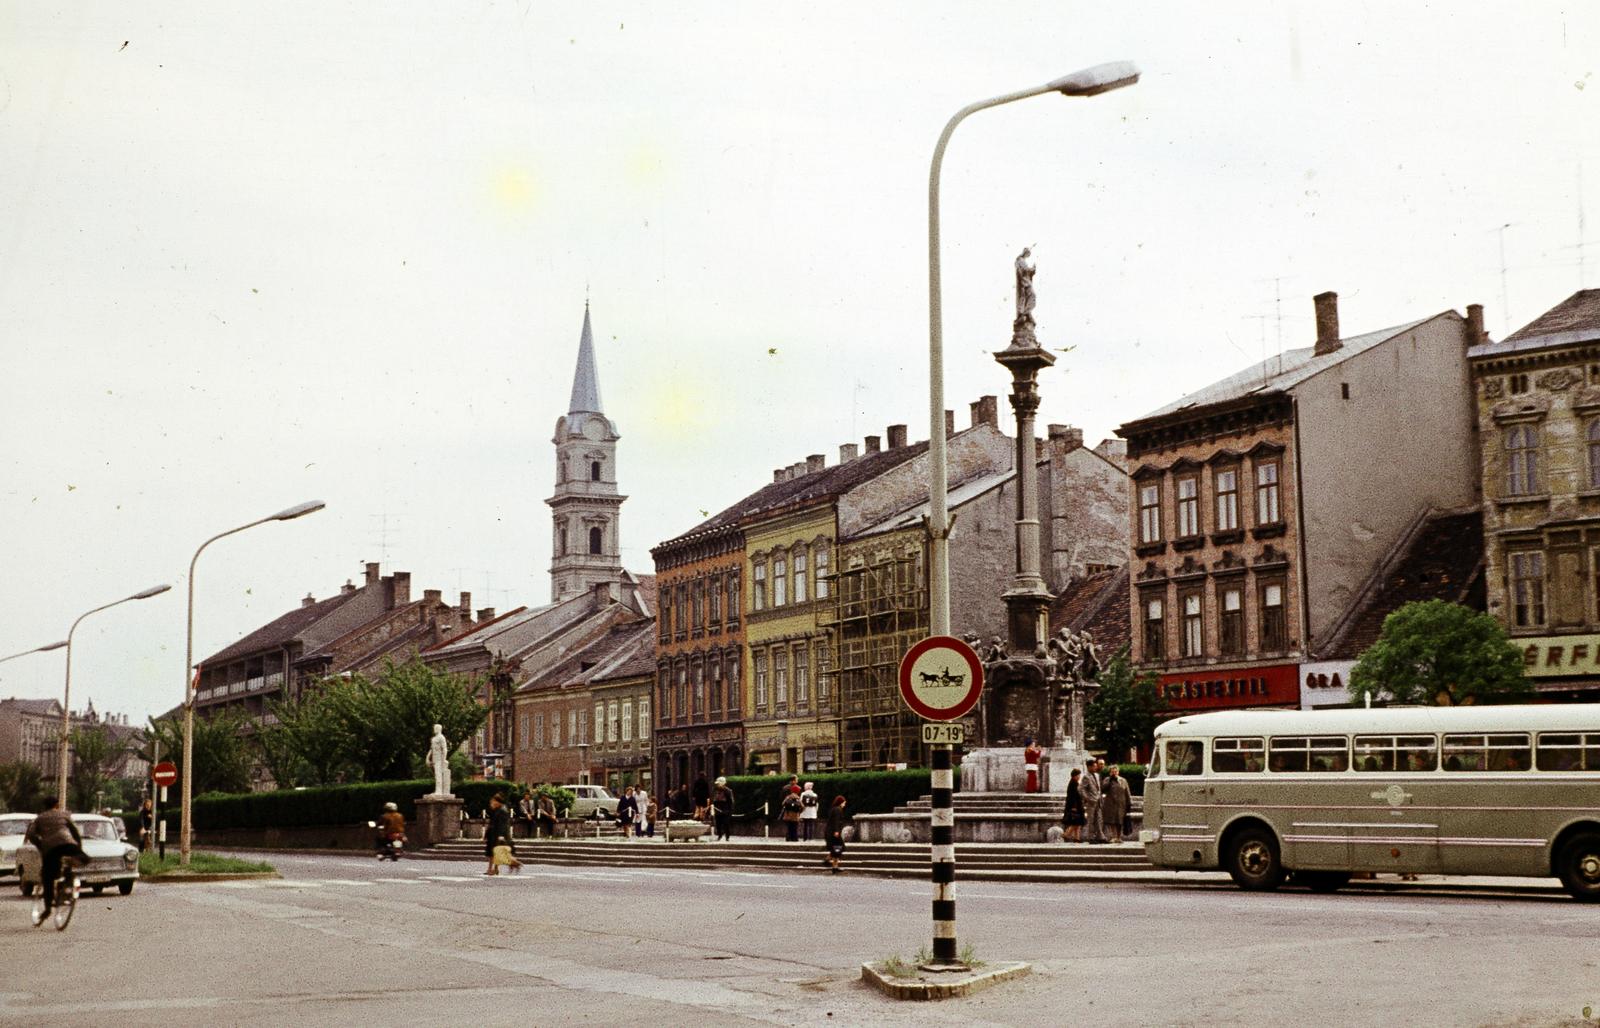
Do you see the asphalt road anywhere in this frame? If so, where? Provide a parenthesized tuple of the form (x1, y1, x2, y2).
(1, 852, 1597, 1026)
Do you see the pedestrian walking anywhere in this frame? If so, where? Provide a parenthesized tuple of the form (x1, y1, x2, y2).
(617, 786, 638, 839)
(1023, 737, 1042, 793)
(780, 787, 804, 842)
(1079, 757, 1104, 844)
(1102, 764, 1131, 844)
(692, 775, 711, 821)
(823, 795, 848, 873)
(710, 776, 734, 841)
(484, 793, 521, 875)
(799, 781, 819, 841)
(644, 794, 658, 838)
(1061, 768, 1086, 842)
(137, 798, 154, 852)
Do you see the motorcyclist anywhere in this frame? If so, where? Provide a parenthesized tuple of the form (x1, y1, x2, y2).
(376, 802, 406, 858)
(24, 796, 86, 926)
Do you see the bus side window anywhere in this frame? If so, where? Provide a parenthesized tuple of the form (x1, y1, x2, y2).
(1212, 737, 1264, 773)
(1164, 740, 1203, 776)
(1444, 733, 1531, 772)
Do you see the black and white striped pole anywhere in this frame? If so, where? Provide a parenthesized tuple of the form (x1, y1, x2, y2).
(898, 635, 983, 972)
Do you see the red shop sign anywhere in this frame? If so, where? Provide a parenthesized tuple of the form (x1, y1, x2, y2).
(1158, 663, 1300, 711)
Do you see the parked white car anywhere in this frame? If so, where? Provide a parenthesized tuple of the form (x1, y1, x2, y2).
(559, 784, 619, 819)
(16, 813, 139, 897)
(0, 813, 35, 879)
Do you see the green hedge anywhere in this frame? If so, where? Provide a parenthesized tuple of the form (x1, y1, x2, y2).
(154, 779, 523, 831)
(724, 769, 958, 820)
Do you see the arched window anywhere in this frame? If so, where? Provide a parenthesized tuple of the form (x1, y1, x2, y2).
(591, 460, 602, 482)
(555, 518, 567, 557)
(589, 526, 603, 554)
(1505, 424, 1540, 496)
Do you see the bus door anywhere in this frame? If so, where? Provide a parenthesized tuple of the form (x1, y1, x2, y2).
(1152, 739, 1210, 859)
(1350, 734, 1441, 873)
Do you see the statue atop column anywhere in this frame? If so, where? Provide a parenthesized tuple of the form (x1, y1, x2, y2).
(425, 723, 453, 797)
(1011, 247, 1038, 348)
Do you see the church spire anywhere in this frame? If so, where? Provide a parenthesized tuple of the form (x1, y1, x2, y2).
(567, 303, 603, 415)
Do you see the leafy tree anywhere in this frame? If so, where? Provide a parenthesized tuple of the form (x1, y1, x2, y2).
(0, 760, 45, 813)
(259, 684, 356, 787)
(317, 657, 488, 782)
(1349, 600, 1533, 706)
(68, 722, 130, 812)
(145, 708, 253, 796)
(1084, 647, 1164, 761)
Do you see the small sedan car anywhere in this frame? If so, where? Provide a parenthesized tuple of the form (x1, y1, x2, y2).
(0, 813, 35, 879)
(17, 813, 140, 897)
(559, 784, 619, 819)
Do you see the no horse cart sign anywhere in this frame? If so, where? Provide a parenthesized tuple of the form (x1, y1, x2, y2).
(898, 635, 984, 721)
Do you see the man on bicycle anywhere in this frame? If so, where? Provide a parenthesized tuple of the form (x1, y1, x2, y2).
(24, 796, 85, 926)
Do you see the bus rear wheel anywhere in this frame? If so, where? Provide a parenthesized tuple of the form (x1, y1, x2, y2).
(1298, 871, 1351, 894)
(1557, 832, 1600, 902)
(1225, 826, 1285, 891)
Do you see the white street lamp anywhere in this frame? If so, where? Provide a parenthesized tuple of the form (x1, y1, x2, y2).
(181, 500, 325, 865)
(926, 61, 1140, 636)
(59, 585, 172, 803)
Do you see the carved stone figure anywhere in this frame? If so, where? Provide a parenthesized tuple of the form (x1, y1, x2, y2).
(984, 635, 1008, 664)
(1012, 248, 1038, 347)
(425, 723, 452, 797)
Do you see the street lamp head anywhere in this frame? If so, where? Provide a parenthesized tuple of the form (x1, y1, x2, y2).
(131, 584, 173, 600)
(271, 500, 327, 521)
(37, 640, 69, 652)
(1048, 61, 1141, 97)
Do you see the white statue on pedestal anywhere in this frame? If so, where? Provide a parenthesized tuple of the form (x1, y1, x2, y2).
(425, 723, 452, 797)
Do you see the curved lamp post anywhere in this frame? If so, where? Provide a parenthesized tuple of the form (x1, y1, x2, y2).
(921, 62, 1139, 973)
(59, 585, 172, 803)
(0, 640, 68, 664)
(181, 500, 325, 864)
(926, 61, 1139, 636)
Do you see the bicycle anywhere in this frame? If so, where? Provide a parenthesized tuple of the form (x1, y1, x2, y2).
(31, 855, 80, 931)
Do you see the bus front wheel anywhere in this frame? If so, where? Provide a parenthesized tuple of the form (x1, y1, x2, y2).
(1225, 826, 1285, 891)
(1557, 832, 1600, 902)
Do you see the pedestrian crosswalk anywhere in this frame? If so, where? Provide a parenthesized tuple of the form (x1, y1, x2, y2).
(211, 865, 798, 891)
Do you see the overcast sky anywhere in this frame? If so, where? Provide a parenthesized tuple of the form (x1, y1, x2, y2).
(3, 3, 1598, 722)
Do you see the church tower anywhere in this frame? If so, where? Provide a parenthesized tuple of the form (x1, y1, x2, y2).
(547, 304, 627, 602)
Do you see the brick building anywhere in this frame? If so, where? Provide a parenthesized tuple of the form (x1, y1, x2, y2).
(1116, 292, 1481, 711)
(588, 627, 656, 795)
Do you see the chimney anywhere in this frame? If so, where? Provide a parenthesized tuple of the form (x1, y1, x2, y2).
(1313, 291, 1342, 356)
(806, 454, 825, 475)
(365, 561, 381, 586)
(340, 579, 357, 595)
(1048, 424, 1084, 455)
(944, 410, 955, 437)
(388, 571, 411, 608)
(423, 588, 442, 606)
(864, 435, 881, 454)
(774, 469, 785, 482)
(477, 607, 496, 622)
(788, 462, 803, 480)
(887, 424, 908, 449)
(302, 592, 317, 607)
(970, 395, 998, 429)
(839, 443, 858, 464)
(459, 591, 472, 621)
(1466, 303, 1486, 346)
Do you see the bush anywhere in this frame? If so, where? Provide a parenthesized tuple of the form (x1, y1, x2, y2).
(724, 769, 959, 821)
(160, 779, 523, 831)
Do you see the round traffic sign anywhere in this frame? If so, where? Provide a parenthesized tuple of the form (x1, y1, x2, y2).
(151, 761, 178, 788)
(898, 635, 984, 722)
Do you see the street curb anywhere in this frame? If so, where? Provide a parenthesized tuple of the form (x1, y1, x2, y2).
(860, 960, 1030, 1001)
(142, 871, 282, 884)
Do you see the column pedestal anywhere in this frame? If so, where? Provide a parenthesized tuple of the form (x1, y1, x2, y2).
(414, 795, 464, 849)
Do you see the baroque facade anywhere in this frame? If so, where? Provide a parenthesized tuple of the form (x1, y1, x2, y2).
(1470, 288, 1600, 700)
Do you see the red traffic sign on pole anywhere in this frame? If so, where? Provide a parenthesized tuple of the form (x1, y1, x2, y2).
(151, 762, 178, 788)
(898, 635, 984, 722)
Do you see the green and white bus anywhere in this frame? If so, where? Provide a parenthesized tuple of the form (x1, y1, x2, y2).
(1140, 704, 1600, 900)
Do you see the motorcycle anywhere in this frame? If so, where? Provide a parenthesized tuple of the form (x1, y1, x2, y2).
(366, 821, 405, 861)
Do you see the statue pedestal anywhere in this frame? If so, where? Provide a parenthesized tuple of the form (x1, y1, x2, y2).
(414, 795, 464, 849)
(961, 746, 1090, 794)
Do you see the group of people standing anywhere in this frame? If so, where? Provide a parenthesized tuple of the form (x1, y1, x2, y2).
(1061, 757, 1133, 844)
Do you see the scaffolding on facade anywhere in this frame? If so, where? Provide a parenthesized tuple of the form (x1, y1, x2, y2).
(817, 541, 929, 768)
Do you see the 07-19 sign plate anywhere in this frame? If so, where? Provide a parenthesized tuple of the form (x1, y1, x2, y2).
(898, 635, 984, 722)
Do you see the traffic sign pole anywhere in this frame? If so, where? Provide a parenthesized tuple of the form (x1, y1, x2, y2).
(929, 743, 960, 968)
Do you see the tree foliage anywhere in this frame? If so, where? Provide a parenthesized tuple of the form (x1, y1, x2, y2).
(0, 760, 45, 813)
(1349, 600, 1533, 706)
(68, 722, 130, 812)
(255, 657, 488, 786)
(1084, 647, 1164, 761)
(145, 707, 254, 796)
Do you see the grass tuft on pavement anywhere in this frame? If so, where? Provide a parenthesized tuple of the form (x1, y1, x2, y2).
(139, 852, 275, 876)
